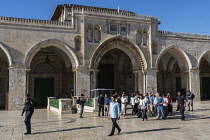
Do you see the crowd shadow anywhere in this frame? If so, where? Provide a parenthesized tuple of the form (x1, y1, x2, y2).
(122, 128, 179, 134)
(33, 126, 103, 135)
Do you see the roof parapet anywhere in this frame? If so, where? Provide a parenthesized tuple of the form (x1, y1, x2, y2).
(0, 16, 72, 28)
(159, 30, 210, 39)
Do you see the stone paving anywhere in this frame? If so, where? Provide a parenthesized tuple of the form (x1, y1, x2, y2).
(1, 101, 210, 140)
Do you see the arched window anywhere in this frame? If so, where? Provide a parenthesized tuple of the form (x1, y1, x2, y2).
(136, 29, 142, 46)
(74, 36, 81, 51)
(86, 24, 93, 42)
(120, 22, 127, 35)
(34, 62, 55, 74)
(110, 21, 117, 35)
(152, 42, 158, 55)
(143, 29, 148, 45)
(94, 25, 101, 43)
(175, 66, 180, 73)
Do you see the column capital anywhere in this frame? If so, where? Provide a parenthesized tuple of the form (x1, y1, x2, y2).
(145, 69, 159, 73)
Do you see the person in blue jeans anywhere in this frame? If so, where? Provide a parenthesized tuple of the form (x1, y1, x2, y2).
(156, 93, 165, 120)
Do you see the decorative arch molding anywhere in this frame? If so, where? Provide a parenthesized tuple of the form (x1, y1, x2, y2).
(0, 42, 12, 66)
(198, 50, 210, 68)
(155, 46, 192, 71)
(24, 39, 79, 69)
(89, 36, 147, 70)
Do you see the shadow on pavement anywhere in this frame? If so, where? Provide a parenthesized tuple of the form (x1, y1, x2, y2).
(33, 126, 103, 134)
(122, 128, 180, 134)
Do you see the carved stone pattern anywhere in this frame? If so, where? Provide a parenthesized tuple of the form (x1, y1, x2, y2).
(201, 65, 210, 73)
(34, 62, 55, 74)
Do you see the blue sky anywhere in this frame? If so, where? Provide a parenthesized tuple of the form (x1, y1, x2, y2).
(0, 0, 210, 34)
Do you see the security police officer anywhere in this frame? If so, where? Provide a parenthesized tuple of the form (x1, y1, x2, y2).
(21, 94, 34, 135)
(176, 91, 186, 121)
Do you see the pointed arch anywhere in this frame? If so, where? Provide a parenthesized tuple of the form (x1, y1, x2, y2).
(89, 36, 147, 70)
(155, 46, 192, 71)
(0, 42, 12, 66)
(198, 50, 210, 68)
(24, 39, 79, 69)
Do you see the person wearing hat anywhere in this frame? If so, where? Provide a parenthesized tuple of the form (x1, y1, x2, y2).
(79, 94, 86, 118)
(187, 90, 195, 111)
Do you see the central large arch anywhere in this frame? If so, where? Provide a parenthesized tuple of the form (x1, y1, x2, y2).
(89, 36, 147, 95)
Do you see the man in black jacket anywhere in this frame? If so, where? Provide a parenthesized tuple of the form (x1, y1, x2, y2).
(98, 94, 105, 116)
(79, 94, 86, 118)
(21, 94, 34, 135)
(176, 92, 186, 121)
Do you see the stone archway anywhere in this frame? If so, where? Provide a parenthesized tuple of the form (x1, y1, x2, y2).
(24, 39, 79, 69)
(198, 51, 210, 100)
(0, 43, 12, 110)
(24, 39, 78, 106)
(156, 46, 191, 97)
(89, 36, 147, 95)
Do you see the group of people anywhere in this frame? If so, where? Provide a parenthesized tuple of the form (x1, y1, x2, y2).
(95, 90, 195, 136)
(21, 90, 194, 136)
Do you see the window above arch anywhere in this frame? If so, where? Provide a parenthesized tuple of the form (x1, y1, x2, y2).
(94, 25, 101, 43)
(74, 36, 81, 51)
(110, 21, 117, 35)
(86, 24, 93, 42)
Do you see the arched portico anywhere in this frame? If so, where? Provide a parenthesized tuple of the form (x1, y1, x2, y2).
(24, 39, 79, 106)
(156, 46, 191, 98)
(89, 36, 147, 95)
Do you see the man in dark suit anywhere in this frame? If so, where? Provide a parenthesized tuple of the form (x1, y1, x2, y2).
(21, 94, 34, 135)
(176, 91, 186, 121)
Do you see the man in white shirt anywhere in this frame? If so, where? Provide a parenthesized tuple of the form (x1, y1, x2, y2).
(121, 94, 128, 117)
(139, 94, 148, 121)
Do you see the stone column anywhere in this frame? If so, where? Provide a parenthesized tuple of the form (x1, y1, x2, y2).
(8, 67, 29, 110)
(146, 69, 158, 94)
(90, 70, 99, 90)
(133, 70, 143, 93)
(181, 71, 188, 90)
(189, 69, 200, 101)
(75, 69, 91, 97)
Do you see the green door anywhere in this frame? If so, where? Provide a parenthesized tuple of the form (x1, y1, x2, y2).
(202, 77, 210, 99)
(34, 78, 54, 106)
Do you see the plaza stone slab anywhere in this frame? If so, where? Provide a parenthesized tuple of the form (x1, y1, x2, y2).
(0, 101, 210, 140)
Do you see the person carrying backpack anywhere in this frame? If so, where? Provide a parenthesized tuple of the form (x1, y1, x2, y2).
(187, 90, 195, 111)
(98, 94, 105, 116)
(78, 94, 86, 118)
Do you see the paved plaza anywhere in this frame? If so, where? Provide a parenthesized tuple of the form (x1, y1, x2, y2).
(0, 101, 210, 140)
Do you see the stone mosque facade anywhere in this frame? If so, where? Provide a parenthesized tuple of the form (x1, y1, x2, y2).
(0, 4, 210, 110)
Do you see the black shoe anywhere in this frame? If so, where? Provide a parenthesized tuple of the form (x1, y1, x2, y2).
(191, 110, 193, 111)
(118, 129, 121, 134)
(80, 116, 84, 118)
(24, 132, 31, 135)
(108, 133, 114, 136)
(188, 110, 190, 111)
